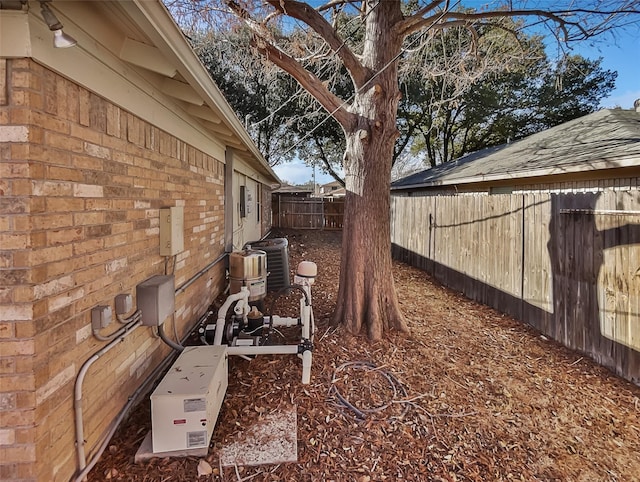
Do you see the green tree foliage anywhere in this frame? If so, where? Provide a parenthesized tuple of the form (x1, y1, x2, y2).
(195, 28, 348, 176)
(199, 17, 615, 176)
(399, 27, 617, 167)
(196, 31, 300, 166)
(453, 54, 617, 161)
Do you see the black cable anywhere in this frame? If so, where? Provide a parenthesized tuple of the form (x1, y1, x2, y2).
(328, 361, 410, 421)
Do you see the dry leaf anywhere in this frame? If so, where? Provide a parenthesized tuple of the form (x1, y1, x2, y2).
(197, 459, 212, 477)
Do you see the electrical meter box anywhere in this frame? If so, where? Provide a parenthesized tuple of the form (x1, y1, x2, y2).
(151, 346, 228, 453)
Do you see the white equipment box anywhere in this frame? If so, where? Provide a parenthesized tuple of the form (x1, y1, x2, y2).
(151, 346, 228, 453)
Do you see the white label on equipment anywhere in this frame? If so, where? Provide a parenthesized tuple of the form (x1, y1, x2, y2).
(184, 398, 206, 412)
(249, 279, 266, 297)
(187, 430, 207, 448)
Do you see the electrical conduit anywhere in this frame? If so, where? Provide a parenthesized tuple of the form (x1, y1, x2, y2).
(74, 313, 142, 479)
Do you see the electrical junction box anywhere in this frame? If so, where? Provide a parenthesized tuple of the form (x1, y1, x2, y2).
(91, 305, 112, 330)
(151, 346, 228, 453)
(136, 275, 175, 326)
(159, 206, 184, 256)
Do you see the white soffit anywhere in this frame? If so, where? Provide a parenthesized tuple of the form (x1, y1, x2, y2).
(201, 121, 233, 137)
(160, 77, 204, 105)
(188, 105, 222, 124)
(119, 37, 177, 77)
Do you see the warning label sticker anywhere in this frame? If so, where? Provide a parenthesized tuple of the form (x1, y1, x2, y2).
(187, 430, 207, 448)
(184, 398, 206, 412)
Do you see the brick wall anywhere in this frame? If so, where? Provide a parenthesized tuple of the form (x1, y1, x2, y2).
(0, 58, 229, 481)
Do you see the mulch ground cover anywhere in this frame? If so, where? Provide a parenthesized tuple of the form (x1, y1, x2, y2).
(89, 229, 640, 482)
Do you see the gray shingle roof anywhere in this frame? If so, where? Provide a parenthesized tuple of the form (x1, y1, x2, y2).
(391, 109, 640, 190)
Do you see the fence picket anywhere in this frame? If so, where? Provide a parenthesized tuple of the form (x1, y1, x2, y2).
(390, 190, 640, 384)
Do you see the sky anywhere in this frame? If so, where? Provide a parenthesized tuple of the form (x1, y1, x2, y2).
(274, 22, 640, 186)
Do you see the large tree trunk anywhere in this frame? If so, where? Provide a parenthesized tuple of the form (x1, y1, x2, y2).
(332, 0, 408, 339)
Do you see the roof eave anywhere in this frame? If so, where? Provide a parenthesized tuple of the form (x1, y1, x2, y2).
(392, 154, 640, 191)
(129, 0, 280, 183)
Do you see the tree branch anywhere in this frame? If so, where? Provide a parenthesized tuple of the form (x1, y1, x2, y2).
(400, 8, 585, 40)
(251, 37, 355, 127)
(223, 0, 356, 127)
(397, 0, 448, 35)
(264, 0, 370, 88)
(313, 137, 345, 185)
(316, 0, 358, 13)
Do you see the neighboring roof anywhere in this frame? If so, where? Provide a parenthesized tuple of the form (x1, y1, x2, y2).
(273, 185, 313, 194)
(319, 187, 346, 197)
(392, 109, 640, 191)
(320, 180, 343, 188)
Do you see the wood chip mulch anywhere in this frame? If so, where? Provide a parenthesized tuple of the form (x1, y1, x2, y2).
(89, 228, 640, 482)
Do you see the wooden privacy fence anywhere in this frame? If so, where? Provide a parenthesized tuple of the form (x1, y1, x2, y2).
(391, 191, 640, 384)
(273, 198, 344, 230)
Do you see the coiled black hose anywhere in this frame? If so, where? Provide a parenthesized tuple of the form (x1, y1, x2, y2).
(328, 361, 410, 420)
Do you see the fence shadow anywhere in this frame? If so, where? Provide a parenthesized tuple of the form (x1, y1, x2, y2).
(391, 191, 640, 385)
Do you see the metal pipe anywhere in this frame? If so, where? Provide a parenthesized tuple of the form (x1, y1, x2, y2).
(92, 311, 142, 342)
(74, 319, 142, 479)
(175, 252, 227, 295)
(72, 326, 190, 482)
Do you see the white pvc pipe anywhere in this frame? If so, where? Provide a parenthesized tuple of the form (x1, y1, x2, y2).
(301, 350, 312, 384)
(226, 345, 298, 356)
(267, 315, 299, 327)
(214, 287, 249, 345)
(301, 304, 310, 340)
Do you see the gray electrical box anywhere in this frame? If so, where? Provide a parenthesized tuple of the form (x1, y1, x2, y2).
(159, 206, 184, 256)
(136, 275, 175, 326)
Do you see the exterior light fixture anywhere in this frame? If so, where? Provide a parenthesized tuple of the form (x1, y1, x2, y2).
(39, 1, 77, 48)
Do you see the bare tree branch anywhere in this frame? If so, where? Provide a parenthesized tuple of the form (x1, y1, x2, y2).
(263, 0, 370, 88)
(316, 0, 359, 13)
(399, 7, 588, 40)
(313, 136, 345, 185)
(397, 0, 448, 35)
(251, 36, 355, 127)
